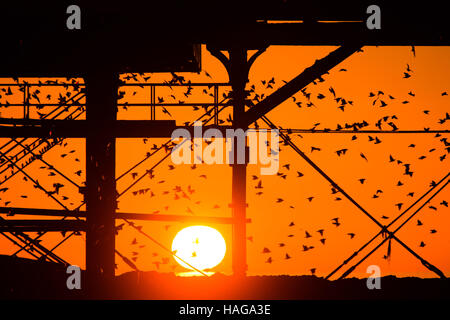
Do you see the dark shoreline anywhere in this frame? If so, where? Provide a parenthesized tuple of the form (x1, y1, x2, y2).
(1, 255, 449, 300)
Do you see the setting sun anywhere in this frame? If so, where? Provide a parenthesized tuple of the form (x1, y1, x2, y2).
(171, 226, 227, 272)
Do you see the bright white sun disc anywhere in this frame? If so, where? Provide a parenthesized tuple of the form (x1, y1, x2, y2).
(171, 225, 226, 271)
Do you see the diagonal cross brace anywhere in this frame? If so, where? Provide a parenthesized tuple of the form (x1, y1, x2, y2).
(338, 177, 449, 280)
(0, 217, 69, 264)
(11, 138, 81, 189)
(7, 97, 232, 269)
(259, 114, 447, 279)
(240, 44, 362, 128)
(328, 172, 450, 280)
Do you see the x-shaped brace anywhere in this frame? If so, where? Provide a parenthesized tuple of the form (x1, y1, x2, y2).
(257, 113, 448, 279)
(330, 173, 449, 280)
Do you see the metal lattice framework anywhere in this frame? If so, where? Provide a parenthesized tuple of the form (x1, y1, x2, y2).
(1, 1, 450, 293)
(1, 73, 448, 281)
(0, 81, 238, 275)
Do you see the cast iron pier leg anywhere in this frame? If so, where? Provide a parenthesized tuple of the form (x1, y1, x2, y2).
(85, 71, 118, 295)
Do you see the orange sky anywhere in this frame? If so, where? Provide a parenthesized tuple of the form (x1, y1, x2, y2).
(0, 45, 449, 279)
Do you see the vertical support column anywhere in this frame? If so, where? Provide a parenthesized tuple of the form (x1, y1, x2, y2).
(150, 85, 156, 120)
(85, 70, 118, 295)
(24, 84, 29, 119)
(214, 84, 219, 126)
(229, 47, 248, 277)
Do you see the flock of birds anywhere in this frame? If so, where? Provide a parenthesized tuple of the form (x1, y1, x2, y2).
(244, 63, 448, 274)
(0, 46, 449, 276)
(113, 56, 449, 275)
